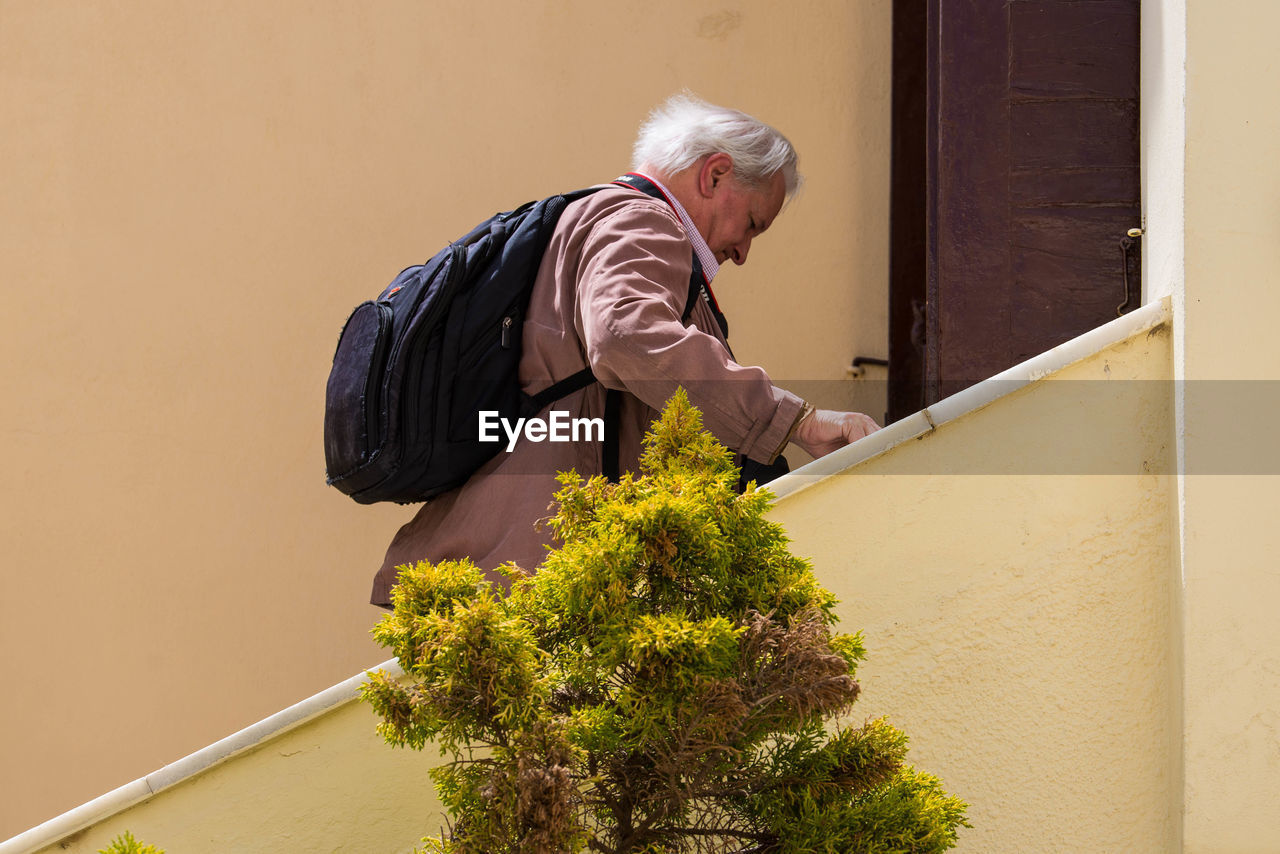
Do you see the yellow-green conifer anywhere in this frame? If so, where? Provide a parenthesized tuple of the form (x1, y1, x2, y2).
(364, 391, 967, 853)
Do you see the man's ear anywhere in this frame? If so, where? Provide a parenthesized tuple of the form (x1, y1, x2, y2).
(697, 153, 735, 198)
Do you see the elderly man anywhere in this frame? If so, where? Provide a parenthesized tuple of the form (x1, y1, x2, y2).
(371, 94, 878, 606)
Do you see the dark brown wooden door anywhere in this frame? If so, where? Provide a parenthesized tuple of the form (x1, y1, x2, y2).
(888, 0, 1141, 420)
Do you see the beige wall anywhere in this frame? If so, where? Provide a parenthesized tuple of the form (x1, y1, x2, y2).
(19, 312, 1176, 854)
(0, 1, 891, 838)
(29, 694, 445, 854)
(1179, 1, 1280, 850)
(771, 325, 1179, 851)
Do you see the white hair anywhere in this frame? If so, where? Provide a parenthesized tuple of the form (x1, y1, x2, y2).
(631, 93, 802, 198)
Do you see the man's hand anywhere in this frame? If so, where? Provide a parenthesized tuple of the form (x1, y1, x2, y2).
(792, 408, 881, 459)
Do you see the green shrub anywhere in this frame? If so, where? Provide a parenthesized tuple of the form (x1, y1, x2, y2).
(365, 391, 968, 853)
(98, 831, 164, 854)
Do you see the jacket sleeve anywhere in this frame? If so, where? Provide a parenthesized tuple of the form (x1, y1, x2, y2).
(572, 198, 805, 464)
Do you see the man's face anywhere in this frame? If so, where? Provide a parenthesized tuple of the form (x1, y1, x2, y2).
(701, 169, 786, 267)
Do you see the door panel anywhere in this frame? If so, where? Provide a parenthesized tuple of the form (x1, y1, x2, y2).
(889, 0, 1141, 415)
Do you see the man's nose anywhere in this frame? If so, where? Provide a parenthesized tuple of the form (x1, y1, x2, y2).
(731, 236, 753, 265)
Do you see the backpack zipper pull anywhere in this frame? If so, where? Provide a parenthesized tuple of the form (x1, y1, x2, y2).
(501, 315, 514, 349)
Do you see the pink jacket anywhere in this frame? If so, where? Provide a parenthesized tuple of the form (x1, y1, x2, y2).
(371, 185, 806, 606)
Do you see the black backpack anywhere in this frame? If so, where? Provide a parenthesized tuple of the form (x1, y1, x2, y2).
(323, 187, 608, 504)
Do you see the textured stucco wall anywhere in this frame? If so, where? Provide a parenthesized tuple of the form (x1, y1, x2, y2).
(20, 321, 1175, 852)
(1180, 1, 1280, 850)
(29, 697, 445, 854)
(769, 326, 1178, 852)
(0, 1, 890, 837)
